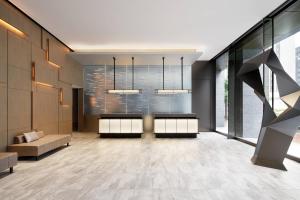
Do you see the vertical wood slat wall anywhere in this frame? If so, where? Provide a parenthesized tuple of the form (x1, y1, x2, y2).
(0, 1, 83, 151)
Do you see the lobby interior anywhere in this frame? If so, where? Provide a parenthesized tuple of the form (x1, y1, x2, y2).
(1, 0, 300, 199)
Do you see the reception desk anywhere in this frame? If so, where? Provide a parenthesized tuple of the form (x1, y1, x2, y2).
(153, 113, 199, 138)
(98, 113, 143, 138)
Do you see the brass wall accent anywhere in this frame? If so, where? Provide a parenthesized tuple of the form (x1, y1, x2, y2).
(59, 88, 63, 105)
(31, 62, 36, 81)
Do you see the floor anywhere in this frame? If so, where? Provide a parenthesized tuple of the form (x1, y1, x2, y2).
(1, 132, 300, 200)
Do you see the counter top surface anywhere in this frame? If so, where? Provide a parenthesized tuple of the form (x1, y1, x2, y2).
(153, 113, 198, 119)
(99, 113, 143, 119)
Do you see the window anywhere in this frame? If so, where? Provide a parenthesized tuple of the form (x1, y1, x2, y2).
(240, 28, 264, 143)
(215, 0, 300, 160)
(216, 52, 229, 134)
(273, 1, 300, 158)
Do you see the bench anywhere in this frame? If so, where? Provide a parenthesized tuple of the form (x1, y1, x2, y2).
(8, 131, 71, 160)
(0, 152, 18, 173)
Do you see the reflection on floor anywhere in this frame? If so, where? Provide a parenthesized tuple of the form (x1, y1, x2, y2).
(0, 132, 300, 200)
(216, 126, 228, 134)
(289, 132, 300, 157)
(216, 120, 228, 134)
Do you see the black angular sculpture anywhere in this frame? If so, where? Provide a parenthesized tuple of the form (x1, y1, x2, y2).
(238, 49, 300, 170)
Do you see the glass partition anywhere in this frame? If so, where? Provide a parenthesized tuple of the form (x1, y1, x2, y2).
(216, 52, 229, 134)
(240, 28, 264, 143)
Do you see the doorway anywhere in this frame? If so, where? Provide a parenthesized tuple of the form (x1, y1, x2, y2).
(72, 88, 83, 132)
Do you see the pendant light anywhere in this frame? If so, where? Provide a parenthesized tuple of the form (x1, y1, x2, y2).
(107, 57, 142, 94)
(155, 57, 191, 94)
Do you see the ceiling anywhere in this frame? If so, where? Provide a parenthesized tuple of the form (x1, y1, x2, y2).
(9, 0, 286, 60)
(69, 50, 202, 65)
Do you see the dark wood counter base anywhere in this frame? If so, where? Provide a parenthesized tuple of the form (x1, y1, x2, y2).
(155, 133, 197, 138)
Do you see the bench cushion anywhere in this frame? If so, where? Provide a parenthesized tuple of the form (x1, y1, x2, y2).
(24, 131, 39, 143)
(8, 135, 71, 157)
(14, 135, 25, 144)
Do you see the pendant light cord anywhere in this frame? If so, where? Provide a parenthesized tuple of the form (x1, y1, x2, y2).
(181, 57, 184, 90)
(162, 57, 165, 90)
(113, 57, 116, 90)
(132, 57, 134, 90)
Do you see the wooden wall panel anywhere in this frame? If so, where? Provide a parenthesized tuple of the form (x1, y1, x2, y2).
(33, 85, 59, 135)
(32, 44, 58, 87)
(7, 32, 31, 70)
(0, 84, 7, 151)
(59, 82, 72, 105)
(0, 1, 84, 149)
(60, 57, 83, 87)
(42, 30, 83, 87)
(73, 62, 83, 87)
(0, 25, 7, 151)
(42, 30, 69, 64)
(0, 2, 23, 34)
(59, 111, 72, 135)
(8, 66, 31, 90)
(49, 38, 69, 67)
(0, 1, 41, 47)
(7, 89, 31, 144)
(59, 82, 72, 135)
(22, 17, 41, 48)
(7, 31, 31, 145)
(0, 26, 7, 84)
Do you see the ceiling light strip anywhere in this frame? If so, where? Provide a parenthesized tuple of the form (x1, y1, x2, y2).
(0, 18, 26, 37)
(48, 60, 61, 68)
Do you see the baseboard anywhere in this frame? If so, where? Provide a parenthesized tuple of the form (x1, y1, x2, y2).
(155, 133, 197, 138)
(99, 133, 142, 138)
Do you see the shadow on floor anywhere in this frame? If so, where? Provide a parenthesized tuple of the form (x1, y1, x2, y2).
(18, 145, 69, 161)
(0, 171, 12, 179)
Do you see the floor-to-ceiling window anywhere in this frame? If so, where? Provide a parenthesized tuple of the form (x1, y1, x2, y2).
(239, 29, 264, 143)
(215, 0, 300, 160)
(273, 1, 300, 158)
(216, 52, 229, 134)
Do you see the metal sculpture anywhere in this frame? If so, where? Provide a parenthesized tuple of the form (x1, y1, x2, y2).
(238, 49, 300, 170)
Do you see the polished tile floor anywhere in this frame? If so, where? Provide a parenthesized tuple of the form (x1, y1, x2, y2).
(0, 132, 300, 200)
